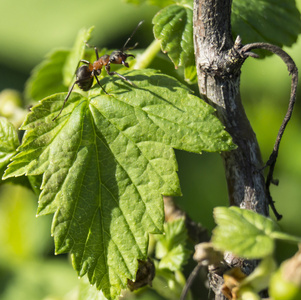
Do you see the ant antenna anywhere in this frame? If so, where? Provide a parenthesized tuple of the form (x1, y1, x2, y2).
(122, 20, 144, 51)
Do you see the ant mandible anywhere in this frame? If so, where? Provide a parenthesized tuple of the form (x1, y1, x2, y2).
(52, 21, 143, 121)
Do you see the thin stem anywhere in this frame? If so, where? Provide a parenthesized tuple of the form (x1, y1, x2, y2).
(240, 43, 298, 220)
(270, 231, 301, 244)
(180, 262, 203, 300)
(132, 39, 161, 70)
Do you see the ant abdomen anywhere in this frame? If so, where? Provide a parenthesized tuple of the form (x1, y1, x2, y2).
(76, 65, 94, 91)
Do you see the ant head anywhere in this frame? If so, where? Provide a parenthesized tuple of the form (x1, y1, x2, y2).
(109, 50, 135, 66)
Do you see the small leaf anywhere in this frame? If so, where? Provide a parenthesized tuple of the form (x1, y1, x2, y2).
(152, 268, 187, 300)
(0, 117, 19, 178)
(153, 4, 195, 83)
(212, 206, 279, 258)
(25, 49, 69, 102)
(158, 245, 191, 271)
(63, 26, 94, 85)
(240, 256, 277, 293)
(4, 69, 234, 299)
(155, 218, 190, 271)
(155, 218, 187, 257)
(25, 27, 94, 103)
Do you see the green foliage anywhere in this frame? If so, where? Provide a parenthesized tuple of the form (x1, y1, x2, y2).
(152, 268, 189, 300)
(232, 0, 301, 47)
(212, 207, 301, 259)
(131, 0, 301, 85)
(1, 1, 301, 299)
(1, 24, 234, 300)
(0, 184, 78, 300)
(25, 27, 94, 102)
(153, 4, 195, 83)
(155, 218, 191, 271)
(63, 26, 94, 86)
(240, 256, 277, 293)
(270, 268, 301, 300)
(3, 65, 233, 298)
(147, 218, 192, 299)
(25, 50, 70, 102)
(78, 277, 107, 300)
(212, 207, 301, 298)
(0, 117, 19, 178)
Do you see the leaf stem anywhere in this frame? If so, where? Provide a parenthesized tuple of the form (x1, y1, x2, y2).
(132, 39, 161, 70)
(270, 231, 301, 244)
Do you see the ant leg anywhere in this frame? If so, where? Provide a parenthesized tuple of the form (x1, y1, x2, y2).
(105, 65, 137, 87)
(80, 59, 90, 65)
(52, 74, 93, 121)
(52, 81, 78, 121)
(85, 42, 99, 60)
(94, 75, 108, 94)
(94, 47, 99, 61)
(122, 61, 130, 68)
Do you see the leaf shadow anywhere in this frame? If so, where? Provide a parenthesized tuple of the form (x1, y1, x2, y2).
(102, 74, 187, 113)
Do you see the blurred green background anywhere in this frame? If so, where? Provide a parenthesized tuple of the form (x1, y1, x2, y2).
(0, 0, 301, 299)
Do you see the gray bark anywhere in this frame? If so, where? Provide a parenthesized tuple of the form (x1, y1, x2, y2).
(193, 0, 270, 298)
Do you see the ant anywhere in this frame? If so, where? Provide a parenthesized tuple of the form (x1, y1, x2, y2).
(52, 21, 143, 121)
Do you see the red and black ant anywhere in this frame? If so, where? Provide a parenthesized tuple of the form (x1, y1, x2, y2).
(52, 21, 143, 121)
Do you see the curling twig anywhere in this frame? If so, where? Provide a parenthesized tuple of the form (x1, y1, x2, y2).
(240, 43, 298, 220)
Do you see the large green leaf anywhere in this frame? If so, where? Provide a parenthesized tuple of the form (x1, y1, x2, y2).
(3, 69, 234, 299)
(232, 0, 301, 47)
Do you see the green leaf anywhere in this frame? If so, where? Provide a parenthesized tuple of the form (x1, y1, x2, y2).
(158, 244, 191, 271)
(152, 268, 189, 300)
(212, 207, 301, 260)
(151, 0, 301, 79)
(25, 27, 94, 103)
(25, 49, 70, 102)
(240, 256, 277, 293)
(155, 218, 190, 271)
(78, 276, 107, 300)
(232, 0, 301, 50)
(3, 69, 234, 299)
(156, 218, 188, 258)
(0, 117, 19, 179)
(212, 206, 279, 258)
(63, 26, 94, 85)
(152, 4, 195, 83)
